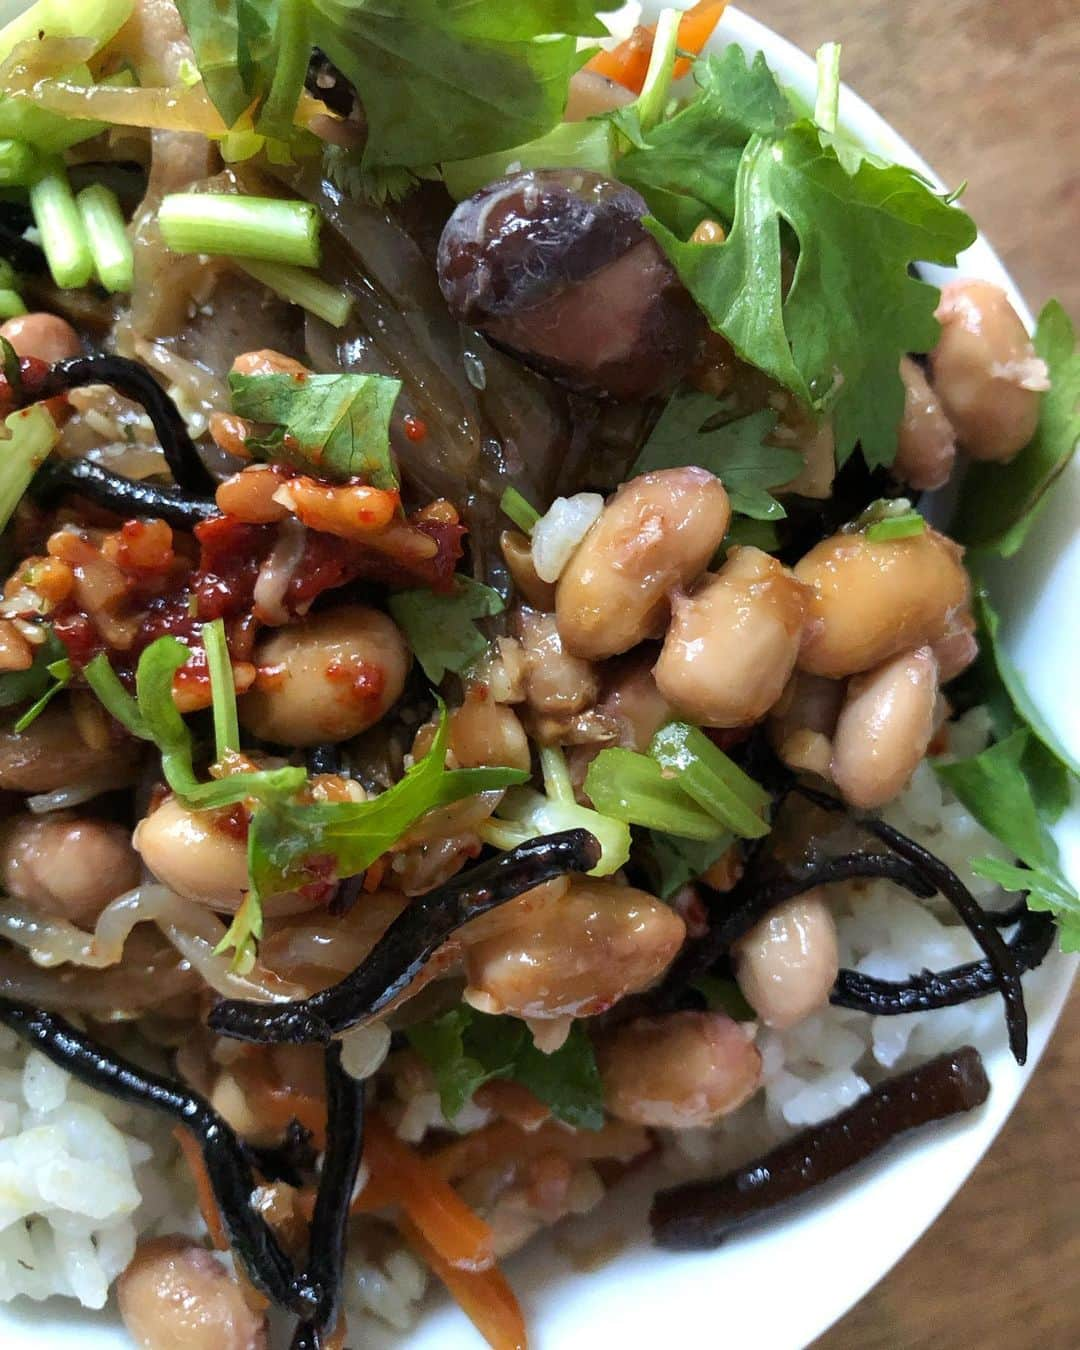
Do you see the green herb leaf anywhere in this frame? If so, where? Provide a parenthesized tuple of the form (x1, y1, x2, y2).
(246, 703, 526, 901)
(407, 1005, 604, 1129)
(175, 0, 281, 130)
(649, 722, 771, 839)
(969, 857, 1080, 954)
(388, 575, 504, 683)
(12, 656, 71, 733)
(0, 626, 66, 711)
(584, 746, 726, 841)
(951, 300, 1080, 555)
(229, 370, 402, 488)
(202, 618, 240, 759)
(630, 392, 801, 520)
(645, 829, 733, 899)
(308, 0, 608, 173)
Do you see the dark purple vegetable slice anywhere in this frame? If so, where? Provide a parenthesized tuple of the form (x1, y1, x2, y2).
(37, 355, 215, 494)
(438, 169, 703, 400)
(0, 997, 310, 1313)
(208, 828, 602, 1045)
(33, 456, 218, 528)
(833, 908, 1055, 1015)
(650, 1046, 991, 1250)
(794, 783, 1029, 1064)
(291, 1043, 365, 1350)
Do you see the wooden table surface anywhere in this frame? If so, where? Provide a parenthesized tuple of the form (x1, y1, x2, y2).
(747, 2, 1080, 1346)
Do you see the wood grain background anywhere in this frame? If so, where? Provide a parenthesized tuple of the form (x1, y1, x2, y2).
(747, 2, 1079, 1346)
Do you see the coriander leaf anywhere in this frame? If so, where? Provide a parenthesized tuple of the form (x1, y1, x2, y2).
(0, 627, 66, 711)
(645, 830, 733, 899)
(723, 517, 781, 552)
(388, 575, 503, 683)
(12, 657, 71, 733)
(407, 1006, 604, 1129)
(175, 0, 281, 129)
(619, 46, 793, 233)
(974, 590, 1080, 782)
(246, 703, 526, 900)
(214, 890, 263, 971)
(309, 0, 605, 172)
(951, 300, 1080, 555)
(229, 370, 402, 488)
(935, 729, 1057, 871)
(970, 858, 1080, 953)
(630, 392, 801, 520)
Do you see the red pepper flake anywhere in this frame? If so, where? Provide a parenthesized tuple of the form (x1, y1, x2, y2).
(326, 655, 385, 706)
(403, 414, 427, 443)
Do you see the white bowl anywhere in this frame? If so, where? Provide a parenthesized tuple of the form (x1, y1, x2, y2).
(4, 6, 1077, 1349)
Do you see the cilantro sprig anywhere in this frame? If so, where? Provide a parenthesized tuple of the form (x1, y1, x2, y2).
(388, 574, 505, 683)
(407, 1005, 604, 1130)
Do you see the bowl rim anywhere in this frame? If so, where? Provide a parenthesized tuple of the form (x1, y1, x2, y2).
(1, 6, 1076, 1350)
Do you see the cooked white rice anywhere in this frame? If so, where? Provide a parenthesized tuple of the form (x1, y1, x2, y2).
(0, 710, 1031, 1335)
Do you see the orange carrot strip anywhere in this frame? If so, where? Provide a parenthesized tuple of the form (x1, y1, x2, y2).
(398, 1215, 528, 1350)
(174, 1126, 228, 1251)
(430, 1119, 652, 1183)
(586, 0, 728, 91)
(361, 1117, 495, 1271)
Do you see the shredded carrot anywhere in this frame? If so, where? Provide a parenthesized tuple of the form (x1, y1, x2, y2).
(585, 0, 728, 92)
(430, 1119, 652, 1183)
(360, 1117, 495, 1271)
(174, 1127, 228, 1251)
(230, 1058, 328, 1147)
(398, 1215, 528, 1350)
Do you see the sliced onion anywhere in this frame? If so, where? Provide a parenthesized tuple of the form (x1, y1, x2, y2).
(253, 518, 308, 625)
(531, 493, 604, 582)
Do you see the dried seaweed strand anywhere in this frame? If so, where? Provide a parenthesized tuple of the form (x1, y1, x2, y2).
(651, 1046, 990, 1250)
(0, 997, 311, 1313)
(33, 456, 218, 528)
(37, 355, 215, 494)
(833, 908, 1056, 1015)
(208, 828, 602, 1045)
(291, 1043, 366, 1350)
(793, 783, 1030, 1064)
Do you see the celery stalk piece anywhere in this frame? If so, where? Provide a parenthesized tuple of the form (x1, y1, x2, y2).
(233, 258, 351, 328)
(158, 194, 321, 268)
(29, 160, 93, 289)
(76, 183, 133, 292)
(0, 404, 60, 531)
(0, 0, 133, 63)
(0, 289, 26, 318)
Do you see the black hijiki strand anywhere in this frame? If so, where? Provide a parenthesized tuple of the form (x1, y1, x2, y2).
(208, 828, 603, 1045)
(291, 1044, 366, 1350)
(645, 849, 937, 1018)
(832, 907, 1056, 1017)
(650, 1046, 990, 1250)
(0, 997, 311, 1314)
(792, 782, 1031, 1064)
(246, 1117, 319, 1188)
(33, 456, 219, 528)
(36, 355, 216, 495)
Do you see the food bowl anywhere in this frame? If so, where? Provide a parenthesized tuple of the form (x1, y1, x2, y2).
(2, 4, 1077, 1348)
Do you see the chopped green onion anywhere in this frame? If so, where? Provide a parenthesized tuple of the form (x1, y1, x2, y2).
(442, 119, 616, 202)
(157, 193, 321, 268)
(0, 290, 26, 319)
(13, 656, 71, 732)
(499, 486, 541, 535)
(29, 161, 93, 289)
(202, 617, 239, 759)
(214, 890, 263, 971)
(256, 0, 311, 139)
(84, 652, 148, 737)
(865, 511, 927, 542)
(649, 723, 770, 839)
(0, 404, 60, 531)
(233, 258, 351, 328)
(76, 184, 133, 293)
(584, 746, 725, 840)
(814, 42, 843, 134)
(634, 8, 682, 134)
(0, 140, 36, 187)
